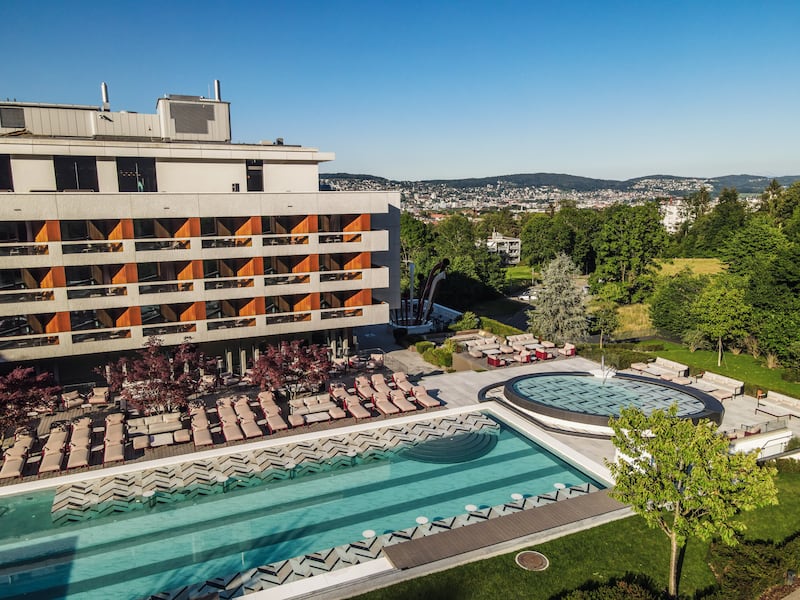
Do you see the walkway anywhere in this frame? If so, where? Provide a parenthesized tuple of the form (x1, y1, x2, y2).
(383, 489, 626, 569)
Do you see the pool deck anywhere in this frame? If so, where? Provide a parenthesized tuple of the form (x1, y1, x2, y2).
(2, 351, 797, 600)
(382, 489, 625, 569)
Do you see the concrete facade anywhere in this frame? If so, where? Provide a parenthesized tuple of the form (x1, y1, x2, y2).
(0, 87, 399, 373)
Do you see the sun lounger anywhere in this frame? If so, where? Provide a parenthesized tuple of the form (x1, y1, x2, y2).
(259, 399, 281, 417)
(374, 396, 400, 415)
(67, 445, 90, 469)
(222, 422, 244, 442)
(193, 427, 213, 447)
(344, 396, 371, 419)
(329, 406, 347, 419)
(44, 428, 68, 454)
(371, 374, 393, 396)
(288, 413, 305, 427)
(411, 385, 440, 409)
(240, 419, 263, 439)
(102, 442, 124, 465)
(392, 372, 414, 394)
(356, 382, 377, 401)
(0, 456, 25, 479)
(266, 414, 289, 433)
(390, 389, 417, 412)
(234, 400, 257, 422)
(38, 449, 64, 473)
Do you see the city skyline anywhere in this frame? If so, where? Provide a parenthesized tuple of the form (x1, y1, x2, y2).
(3, 0, 799, 181)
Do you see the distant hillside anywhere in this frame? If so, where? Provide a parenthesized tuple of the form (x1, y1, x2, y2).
(320, 172, 800, 195)
(422, 172, 622, 192)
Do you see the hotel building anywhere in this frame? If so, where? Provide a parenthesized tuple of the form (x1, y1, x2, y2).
(0, 83, 399, 379)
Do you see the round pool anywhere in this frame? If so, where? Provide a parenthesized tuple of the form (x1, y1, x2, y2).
(500, 371, 724, 436)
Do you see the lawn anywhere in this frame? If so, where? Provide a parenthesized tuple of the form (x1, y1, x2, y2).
(656, 258, 725, 276)
(615, 303, 656, 338)
(641, 341, 800, 398)
(505, 264, 534, 287)
(354, 473, 800, 600)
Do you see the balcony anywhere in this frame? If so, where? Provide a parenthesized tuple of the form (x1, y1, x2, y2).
(320, 307, 364, 320)
(207, 317, 256, 331)
(142, 322, 197, 337)
(265, 311, 312, 325)
(62, 241, 124, 254)
(71, 329, 131, 343)
(0, 334, 60, 351)
(0, 289, 54, 303)
(204, 277, 254, 290)
(264, 273, 310, 286)
(0, 244, 49, 257)
(67, 285, 128, 299)
(134, 239, 190, 252)
(139, 282, 193, 295)
(319, 270, 363, 283)
(262, 234, 309, 246)
(201, 237, 253, 249)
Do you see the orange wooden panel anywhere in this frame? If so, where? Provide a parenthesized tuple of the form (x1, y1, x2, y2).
(50, 312, 71, 333)
(120, 219, 134, 238)
(294, 294, 312, 311)
(345, 289, 370, 307)
(175, 218, 194, 238)
(345, 214, 370, 232)
(295, 255, 315, 273)
(47, 266, 66, 288)
(40, 221, 61, 242)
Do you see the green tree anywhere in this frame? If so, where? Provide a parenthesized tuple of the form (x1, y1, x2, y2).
(592, 301, 619, 350)
(680, 186, 712, 223)
(691, 275, 751, 366)
(718, 214, 789, 277)
(677, 188, 746, 257)
(476, 208, 518, 238)
(608, 405, 778, 599)
(400, 212, 436, 295)
(527, 253, 587, 344)
(519, 212, 554, 268)
(648, 268, 709, 338)
(592, 203, 667, 303)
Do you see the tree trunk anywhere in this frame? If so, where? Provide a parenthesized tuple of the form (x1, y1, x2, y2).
(669, 532, 679, 598)
(717, 336, 723, 367)
(600, 330, 604, 350)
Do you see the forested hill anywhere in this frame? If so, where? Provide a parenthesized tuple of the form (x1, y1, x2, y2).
(320, 172, 800, 194)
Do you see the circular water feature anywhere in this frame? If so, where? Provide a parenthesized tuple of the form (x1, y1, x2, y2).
(502, 371, 723, 436)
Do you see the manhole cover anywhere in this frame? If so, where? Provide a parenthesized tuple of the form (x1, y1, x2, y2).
(515, 550, 549, 571)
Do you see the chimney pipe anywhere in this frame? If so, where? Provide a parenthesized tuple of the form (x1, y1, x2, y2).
(101, 82, 110, 111)
(214, 80, 221, 101)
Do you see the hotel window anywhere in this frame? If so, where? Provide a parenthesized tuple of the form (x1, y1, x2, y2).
(0, 155, 12, 191)
(116, 157, 157, 192)
(54, 156, 98, 191)
(246, 160, 263, 192)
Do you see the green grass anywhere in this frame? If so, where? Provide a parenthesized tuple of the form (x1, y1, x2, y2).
(355, 473, 800, 600)
(640, 341, 800, 398)
(505, 265, 534, 285)
(479, 317, 524, 338)
(656, 258, 725, 276)
(736, 473, 800, 542)
(615, 303, 656, 338)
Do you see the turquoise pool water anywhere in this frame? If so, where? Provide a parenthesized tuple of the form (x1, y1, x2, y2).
(0, 419, 602, 599)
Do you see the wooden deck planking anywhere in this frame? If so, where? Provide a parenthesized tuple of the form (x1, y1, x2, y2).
(383, 490, 625, 569)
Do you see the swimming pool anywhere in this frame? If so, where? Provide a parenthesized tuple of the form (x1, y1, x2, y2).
(501, 371, 724, 435)
(0, 412, 603, 599)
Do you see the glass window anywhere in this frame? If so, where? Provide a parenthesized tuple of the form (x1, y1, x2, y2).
(116, 157, 157, 192)
(0, 155, 12, 191)
(246, 160, 263, 192)
(54, 156, 98, 191)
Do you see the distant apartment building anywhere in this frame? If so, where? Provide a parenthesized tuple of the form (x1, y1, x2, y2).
(0, 83, 399, 378)
(485, 232, 521, 265)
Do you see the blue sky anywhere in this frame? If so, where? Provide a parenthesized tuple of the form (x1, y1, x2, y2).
(3, 0, 799, 181)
